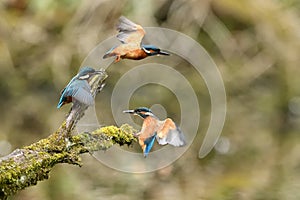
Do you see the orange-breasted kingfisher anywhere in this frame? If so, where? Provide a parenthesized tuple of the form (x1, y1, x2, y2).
(123, 107, 186, 157)
(103, 16, 170, 62)
(57, 67, 102, 108)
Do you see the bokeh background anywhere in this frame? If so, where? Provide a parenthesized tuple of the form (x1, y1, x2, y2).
(1, 0, 300, 199)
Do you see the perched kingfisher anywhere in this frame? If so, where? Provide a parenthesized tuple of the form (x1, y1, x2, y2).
(103, 16, 170, 62)
(57, 67, 102, 108)
(123, 107, 186, 157)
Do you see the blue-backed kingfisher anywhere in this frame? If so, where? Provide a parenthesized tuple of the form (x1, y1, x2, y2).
(123, 107, 186, 157)
(103, 16, 170, 62)
(57, 67, 102, 108)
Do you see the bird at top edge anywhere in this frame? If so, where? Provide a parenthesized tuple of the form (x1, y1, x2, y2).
(103, 16, 170, 63)
(123, 107, 186, 157)
(57, 67, 103, 108)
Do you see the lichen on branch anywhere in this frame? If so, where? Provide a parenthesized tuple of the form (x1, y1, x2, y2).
(0, 124, 136, 199)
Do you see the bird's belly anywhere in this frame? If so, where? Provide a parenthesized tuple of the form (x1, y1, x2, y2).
(113, 45, 147, 60)
(123, 49, 147, 60)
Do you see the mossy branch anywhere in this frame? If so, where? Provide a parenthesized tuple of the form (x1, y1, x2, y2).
(0, 124, 136, 199)
(0, 69, 137, 199)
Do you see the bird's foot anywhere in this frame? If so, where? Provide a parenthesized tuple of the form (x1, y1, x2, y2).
(114, 56, 121, 63)
(133, 132, 140, 137)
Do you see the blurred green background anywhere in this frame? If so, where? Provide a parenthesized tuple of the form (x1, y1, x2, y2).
(1, 0, 300, 199)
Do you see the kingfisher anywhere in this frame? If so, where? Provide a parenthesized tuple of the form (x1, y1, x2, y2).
(123, 107, 186, 157)
(103, 16, 170, 62)
(57, 67, 102, 108)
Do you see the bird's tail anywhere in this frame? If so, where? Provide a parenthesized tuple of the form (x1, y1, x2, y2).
(103, 46, 117, 59)
(103, 53, 112, 59)
(143, 133, 157, 157)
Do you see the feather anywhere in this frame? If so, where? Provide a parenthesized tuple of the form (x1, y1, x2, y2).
(116, 16, 145, 45)
(164, 127, 186, 146)
(143, 133, 157, 157)
(66, 80, 94, 106)
(156, 119, 186, 147)
(57, 80, 94, 107)
(102, 45, 117, 59)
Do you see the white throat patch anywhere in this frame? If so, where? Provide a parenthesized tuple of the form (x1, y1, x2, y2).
(78, 74, 90, 80)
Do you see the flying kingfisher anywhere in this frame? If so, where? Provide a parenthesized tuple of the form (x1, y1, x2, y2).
(57, 67, 103, 108)
(123, 107, 186, 157)
(103, 16, 170, 62)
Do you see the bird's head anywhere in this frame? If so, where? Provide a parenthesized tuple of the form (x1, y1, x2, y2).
(77, 67, 103, 80)
(142, 45, 170, 56)
(123, 107, 155, 119)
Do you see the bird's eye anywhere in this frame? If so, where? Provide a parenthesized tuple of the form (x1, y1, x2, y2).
(78, 74, 90, 80)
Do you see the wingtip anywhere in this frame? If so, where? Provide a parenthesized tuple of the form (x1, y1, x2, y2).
(177, 127, 187, 146)
(116, 16, 139, 32)
(118, 16, 132, 24)
(180, 139, 187, 147)
(119, 16, 128, 21)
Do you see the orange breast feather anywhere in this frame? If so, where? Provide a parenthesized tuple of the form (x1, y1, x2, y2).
(139, 117, 159, 139)
(123, 49, 147, 60)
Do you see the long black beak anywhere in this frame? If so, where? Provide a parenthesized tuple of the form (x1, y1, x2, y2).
(123, 110, 135, 114)
(158, 50, 170, 56)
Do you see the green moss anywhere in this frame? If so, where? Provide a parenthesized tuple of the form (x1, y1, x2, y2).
(99, 124, 137, 146)
(72, 124, 137, 152)
(0, 64, 111, 199)
(0, 123, 137, 198)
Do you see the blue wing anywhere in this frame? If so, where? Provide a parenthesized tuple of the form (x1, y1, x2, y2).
(66, 80, 94, 105)
(57, 76, 77, 108)
(143, 133, 157, 157)
(57, 79, 94, 108)
(57, 88, 67, 108)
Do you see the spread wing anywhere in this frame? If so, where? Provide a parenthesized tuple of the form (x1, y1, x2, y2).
(60, 80, 94, 106)
(156, 118, 186, 147)
(116, 16, 145, 45)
